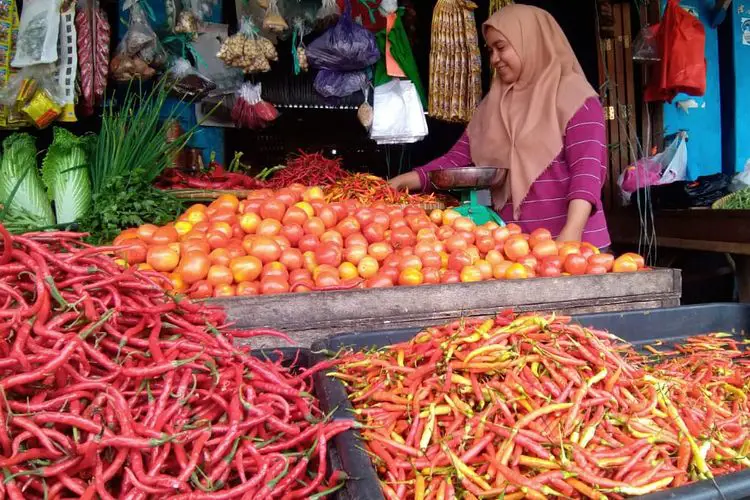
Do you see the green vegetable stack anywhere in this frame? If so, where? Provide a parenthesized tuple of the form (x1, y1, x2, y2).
(42, 128, 92, 225)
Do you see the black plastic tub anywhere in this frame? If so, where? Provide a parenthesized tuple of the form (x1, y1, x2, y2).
(312, 303, 750, 500)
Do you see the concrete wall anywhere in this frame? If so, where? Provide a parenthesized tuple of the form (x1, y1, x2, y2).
(661, 0, 722, 180)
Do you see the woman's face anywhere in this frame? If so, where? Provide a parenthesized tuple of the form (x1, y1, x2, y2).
(486, 28, 522, 84)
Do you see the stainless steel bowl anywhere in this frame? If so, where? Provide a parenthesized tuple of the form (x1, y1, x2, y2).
(429, 167, 504, 190)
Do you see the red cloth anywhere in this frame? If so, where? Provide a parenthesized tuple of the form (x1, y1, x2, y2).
(645, 0, 706, 102)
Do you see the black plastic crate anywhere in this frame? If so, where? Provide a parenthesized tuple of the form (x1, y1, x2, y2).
(312, 303, 750, 500)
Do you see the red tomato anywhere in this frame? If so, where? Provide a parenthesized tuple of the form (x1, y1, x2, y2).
(504, 263, 529, 280)
(315, 242, 343, 267)
(539, 262, 562, 277)
(622, 252, 645, 269)
(564, 254, 587, 275)
(189, 280, 213, 299)
(136, 224, 159, 243)
(357, 256, 379, 279)
(476, 236, 495, 254)
(368, 242, 392, 262)
(588, 253, 614, 272)
(504, 236, 530, 261)
(179, 251, 211, 284)
(117, 239, 148, 265)
(365, 275, 394, 288)
(421, 251, 442, 269)
(260, 199, 287, 220)
(390, 226, 416, 249)
(279, 248, 304, 270)
(344, 245, 367, 265)
(378, 266, 400, 283)
(505, 223, 522, 236)
(613, 255, 639, 273)
(281, 206, 309, 226)
(336, 216, 361, 238)
(422, 268, 440, 284)
(151, 226, 179, 245)
(586, 264, 608, 275)
(303, 217, 326, 236)
(146, 245, 179, 272)
(248, 236, 282, 264)
(207, 265, 234, 286)
(532, 240, 558, 260)
(209, 248, 232, 267)
(516, 255, 538, 272)
(260, 277, 290, 295)
(492, 261, 512, 279)
(399, 255, 423, 271)
(446, 250, 470, 272)
(460, 265, 482, 283)
(440, 269, 461, 284)
(558, 243, 581, 260)
(212, 284, 236, 298)
(398, 268, 424, 286)
(363, 223, 386, 244)
(236, 281, 260, 296)
(262, 262, 289, 280)
(280, 224, 304, 246)
(230, 255, 262, 282)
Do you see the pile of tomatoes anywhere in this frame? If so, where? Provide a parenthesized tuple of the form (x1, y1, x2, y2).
(112, 185, 646, 298)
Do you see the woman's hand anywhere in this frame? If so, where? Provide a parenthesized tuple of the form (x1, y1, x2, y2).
(557, 199, 592, 243)
(388, 171, 422, 191)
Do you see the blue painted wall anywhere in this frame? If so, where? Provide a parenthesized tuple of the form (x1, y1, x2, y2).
(729, 2, 750, 172)
(660, 0, 722, 180)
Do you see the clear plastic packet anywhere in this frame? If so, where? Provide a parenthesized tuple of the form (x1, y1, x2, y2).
(231, 82, 278, 129)
(110, 3, 165, 81)
(165, 58, 216, 99)
(175, 11, 199, 38)
(316, 0, 339, 29)
(633, 24, 660, 62)
(357, 85, 372, 130)
(12, 0, 61, 67)
(0, 65, 64, 128)
(263, 0, 288, 33)
(217, 17, 274, 73)
(291, 17, 310, 75)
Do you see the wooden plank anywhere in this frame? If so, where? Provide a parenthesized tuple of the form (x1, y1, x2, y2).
(596, 19, 613, 211)
(622, 3, 638, 166)
(217, 269, 682, 347)
(613, 5, 628, 192)
(605, 35, 621, 206)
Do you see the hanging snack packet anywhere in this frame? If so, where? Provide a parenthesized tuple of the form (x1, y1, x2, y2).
(263, 0, 288, 34)
(12, 0, 61, 67)
(357, 86, 373, 130)
(217, 17, 273, 73)
(231, 82, 277, 129)
(291, 17, 310, 75)
(0, 0, 20, 128)
(55, 6, 77, 122)
(75, 0, 110, 117)
(316, 0, 339, 29)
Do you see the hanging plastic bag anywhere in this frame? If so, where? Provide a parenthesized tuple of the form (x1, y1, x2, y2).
(291, 17, 310, 75)
(645, 0, 706, 102)
(316, 0, 339, 29)
(307, 2, 380, 72)
(632, 24, 659, 62)
(263, 0, 288, 34)
(357, 86, 373, 130)
(12, 0, 61, 67)
(217, 17, 276, 74)
(314, 69, 368, 98)
(730, 160, 750, 192)
(0, 66, 65, 128)
(110, 3, 166, 81)
(165, 58, 216, 99)
(231, 82, 278, 129)
(370, 79, 428, 145)
(618, 132, 688, 200)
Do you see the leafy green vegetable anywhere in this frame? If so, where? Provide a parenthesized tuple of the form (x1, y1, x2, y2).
(78, 174, 186, 245)
(41, 128, 92, 225)
(0, 133, 55, 228)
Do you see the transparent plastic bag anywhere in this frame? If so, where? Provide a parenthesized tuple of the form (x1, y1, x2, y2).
(357, 86, 372, 130)
(0, 65, 64, 128)
(110, 3, 166, 81)
(618, 132, 687, 200)
(263, 0, 288, 34)
(217, 17, 275, 73)
(12, 0, 60, 67)
(633, 24, 659, 62)
(316, 0, 339, 28)
(291, 17, 310, 75)
(307, 4, 379, 71)
(165, 58, 216, 99)
(231, 82, 278, 129)
(370, 79, 428, 145)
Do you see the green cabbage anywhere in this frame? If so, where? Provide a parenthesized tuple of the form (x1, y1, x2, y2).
(0, 133, 55, 227)
(42, 128, 92, 225)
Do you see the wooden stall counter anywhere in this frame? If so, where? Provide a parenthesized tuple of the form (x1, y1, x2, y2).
(216, 269, 681, 348)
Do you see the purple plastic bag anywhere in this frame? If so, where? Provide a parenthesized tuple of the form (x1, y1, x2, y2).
(306, 4, 380, 72)
(313, 69, 368, 98)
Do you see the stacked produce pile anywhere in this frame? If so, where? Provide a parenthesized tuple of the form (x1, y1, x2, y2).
(114, 186, 645, 299)
(0, 225, 352, 498)
(266, 152, 348, 189)
(332, 312, 750, 499)
(325, 173, 450, 207)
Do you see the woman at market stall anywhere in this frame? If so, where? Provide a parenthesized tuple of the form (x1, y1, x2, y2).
(389, 5, 610, 248)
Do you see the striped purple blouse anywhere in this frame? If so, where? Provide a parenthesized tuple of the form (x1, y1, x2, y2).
(415, 97, 611, 249)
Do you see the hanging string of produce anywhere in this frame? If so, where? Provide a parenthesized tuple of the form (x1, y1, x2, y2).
(428, 0, 482, 123)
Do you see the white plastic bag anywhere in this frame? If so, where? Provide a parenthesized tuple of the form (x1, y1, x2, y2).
(370, 80, 428, 145)
(13, 0, 61, 67)
(618, 132, 688, 202)
(731, 159, 750, 192)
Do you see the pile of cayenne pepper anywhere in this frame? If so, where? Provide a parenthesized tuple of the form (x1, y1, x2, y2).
(268, 152, 348, 189)
(0, 224, 352, 499)
(333, 313, 750, 499)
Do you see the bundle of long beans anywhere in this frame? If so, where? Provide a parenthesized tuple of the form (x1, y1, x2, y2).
(331, 312, 750, 499)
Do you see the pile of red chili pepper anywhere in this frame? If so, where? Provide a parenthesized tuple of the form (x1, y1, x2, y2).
(331, 312, 750, 499)
(267, 152, 348, 189)
(325, 173, 444, 206)
(0, 224, 352, 499)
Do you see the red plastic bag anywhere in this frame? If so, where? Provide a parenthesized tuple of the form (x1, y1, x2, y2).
(644, 0, 706, 102)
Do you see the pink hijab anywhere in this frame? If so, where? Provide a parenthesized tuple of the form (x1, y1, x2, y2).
(467, 5, 598, 217)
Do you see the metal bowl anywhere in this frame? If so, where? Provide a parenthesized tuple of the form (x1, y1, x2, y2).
(429, 167, 504, 190)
